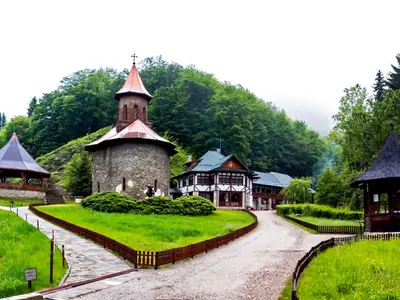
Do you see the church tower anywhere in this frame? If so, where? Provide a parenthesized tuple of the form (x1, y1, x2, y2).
(115, 54, 152, 132)
(85, 55, 176, 199)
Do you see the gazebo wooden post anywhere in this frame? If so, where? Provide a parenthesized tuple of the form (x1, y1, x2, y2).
(22, 172, 26, 189)
(41, 176, 45, 192)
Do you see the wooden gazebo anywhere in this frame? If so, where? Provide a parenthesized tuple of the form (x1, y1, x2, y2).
(352, 132, 400, 232)
(0, 133, 50, 194)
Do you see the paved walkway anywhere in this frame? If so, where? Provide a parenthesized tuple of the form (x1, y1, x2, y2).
(44, 211, 350, 300)
(0, 206, 130, 284)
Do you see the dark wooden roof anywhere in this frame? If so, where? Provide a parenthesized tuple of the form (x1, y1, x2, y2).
(0, 133, 50, 176)
(354, 132, 400, 183)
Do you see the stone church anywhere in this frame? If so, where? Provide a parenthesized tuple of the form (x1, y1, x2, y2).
(85, 58, 176, 199)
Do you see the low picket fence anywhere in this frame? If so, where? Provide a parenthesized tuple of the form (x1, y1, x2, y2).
(29, 204, 258, 269)
(284, 215, 363, 234)
(291, 233, 400, 299)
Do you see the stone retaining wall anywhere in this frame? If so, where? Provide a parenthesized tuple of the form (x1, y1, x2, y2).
(0, 188, 45, 199)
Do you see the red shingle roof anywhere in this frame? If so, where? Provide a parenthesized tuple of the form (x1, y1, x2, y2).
(115, 64, 152, 100)
(85, 120, 176, 155)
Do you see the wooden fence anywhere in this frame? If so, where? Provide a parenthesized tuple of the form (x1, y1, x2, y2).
(29, 204, 258, 269)
(291, 232, 400, 300)
(284, 215, 363, 234)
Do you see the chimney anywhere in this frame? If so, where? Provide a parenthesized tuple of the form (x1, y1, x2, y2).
(216, 148, 221, 153)
(187, 156, 192, 163)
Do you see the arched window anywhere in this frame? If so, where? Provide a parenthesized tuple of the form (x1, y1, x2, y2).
(97, 182, 100, 193)
(143, 107, 147, 122)
(123, 105, 128, 120)
(122, 178, 126, 191)
(133, 105, 138, 120)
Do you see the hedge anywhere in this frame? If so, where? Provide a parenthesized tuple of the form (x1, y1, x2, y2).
(81, 192, 216, 216)
(276, 204, 363, 220)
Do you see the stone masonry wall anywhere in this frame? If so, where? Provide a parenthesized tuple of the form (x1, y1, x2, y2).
(92, 142, 170, 199)
(0, 189, 46, 199)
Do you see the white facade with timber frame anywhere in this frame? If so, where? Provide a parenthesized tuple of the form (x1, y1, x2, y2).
(171, 151, 253, 208)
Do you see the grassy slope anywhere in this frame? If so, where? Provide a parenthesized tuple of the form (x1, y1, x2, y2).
(291, 215, 362, 226)
(37, 204, 255, 251)
(0, 198, 44, 208)
(298, 240, 400, 299)
(36, 126, 111, 173)
(0, 210, 66, 298)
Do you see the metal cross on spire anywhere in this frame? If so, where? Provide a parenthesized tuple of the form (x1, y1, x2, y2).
(131, 52, 138, 65)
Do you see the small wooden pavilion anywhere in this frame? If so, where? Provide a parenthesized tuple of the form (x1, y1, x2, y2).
(0, 133, 50, 194)
(352, 132, 400, 232)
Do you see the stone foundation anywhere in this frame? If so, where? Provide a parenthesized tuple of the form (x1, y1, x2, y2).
(0, 189, 46, 199)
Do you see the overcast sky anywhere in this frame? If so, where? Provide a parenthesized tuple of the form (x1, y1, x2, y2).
(1, 0, 400, 135)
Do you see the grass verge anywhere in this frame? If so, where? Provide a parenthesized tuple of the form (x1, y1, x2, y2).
(291, 215, 362, 226)
(37, 204, 255, 251)
(279, 215, 317, 234)
(0, 210, 66, 298)
(0, 198, 44, 208)
(297, 240, 400, 299)
(278, 277, 292, 300)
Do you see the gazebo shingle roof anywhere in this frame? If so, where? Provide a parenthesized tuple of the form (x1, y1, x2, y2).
(0, 133, 50, 176)
(354, 132, 400, 183)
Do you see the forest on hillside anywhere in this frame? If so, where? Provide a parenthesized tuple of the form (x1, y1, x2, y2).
(0, 56, 326, 178)
(313, 54, 400, 209)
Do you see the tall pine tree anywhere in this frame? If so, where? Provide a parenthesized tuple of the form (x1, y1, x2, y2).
(373, 70, 386, 102)
(27, 97, 37, 116)
(0, 113, 6, 129)
(387, 54, 400, 90)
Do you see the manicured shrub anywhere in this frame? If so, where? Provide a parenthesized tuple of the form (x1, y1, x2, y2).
(82, 193, 216, 216)
(81, 192, 137, 213)
(176, 196, 216, 216)
(276, 204, 363, 220)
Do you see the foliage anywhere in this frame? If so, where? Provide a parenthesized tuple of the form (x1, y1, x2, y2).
(386, 54, 400, 90)
(0, 198, 44, 207)
(37, 204, 254, 251)
(36, 126, 110, 173)
(0, 210, 65, 297)
(61, 151, 92, 196)
(27, 97, 38, 117)
(81, 193, 216, 216)
(280, 178, 312, 203)
(276, 204, 363, 220)
(81, 192, 137, 213)
(314, 168, 347, 207)
(29, 68, 126, 157)
(290, 215, 361, 226)
(165, 135, 191, 179)
(144, 56, 325, 176)
(297, 240, 400, 299)
(373, 70, 386, 102)
(0, 116, 33, 151)
(0, 113, 6, 130)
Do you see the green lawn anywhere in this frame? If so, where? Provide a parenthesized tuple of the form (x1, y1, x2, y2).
(37, 204, 255, 251)
(291, 215, 362, 226)
(0, 210, 66, 298)
(0, 198, 44, 208)
(297, 240, 400, 299)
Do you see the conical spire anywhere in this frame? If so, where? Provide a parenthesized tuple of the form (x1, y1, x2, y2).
(115, 64, 152, 100)
(0, 133, 50, 175)
(354, 131, 400, 183)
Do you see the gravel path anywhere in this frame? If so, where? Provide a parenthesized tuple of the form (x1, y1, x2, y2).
(68, 211, 345, 300)
(0, 206, 130, 284)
